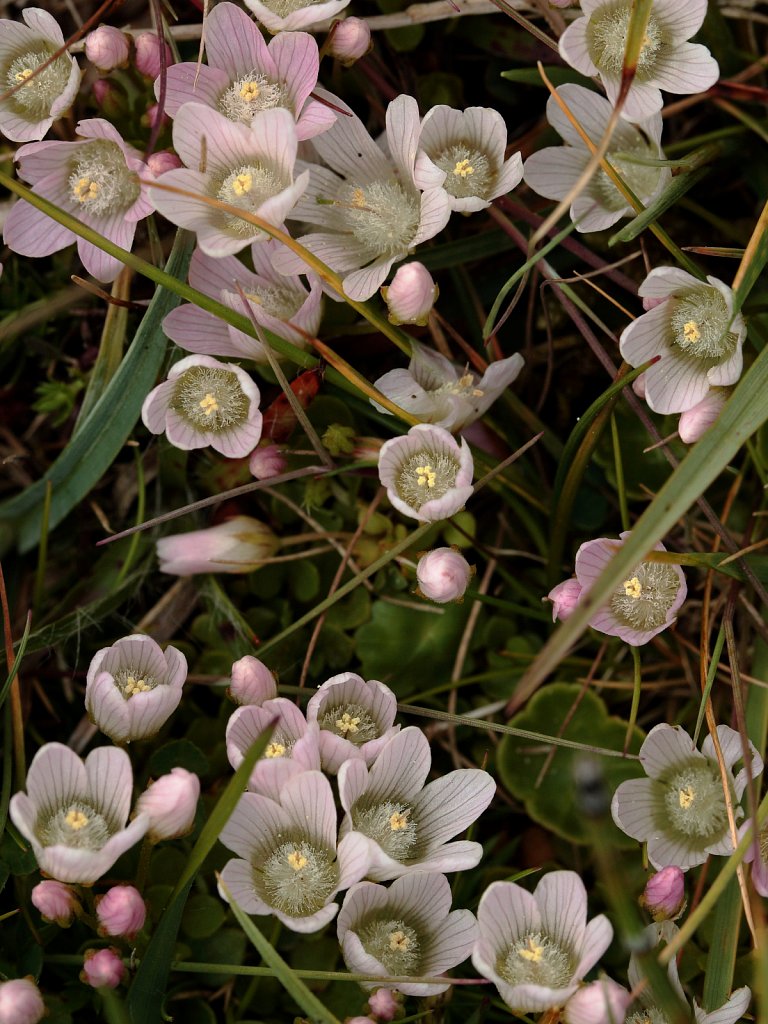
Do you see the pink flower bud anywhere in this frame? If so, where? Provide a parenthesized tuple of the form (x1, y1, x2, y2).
(31, 880, 79, 926)
(548, 578, 583, 622)
(249, 443, 287, 480)
(346, 1018, 375, 1024)
(328, 18, 372, 65)
(678, 390, 727, 444)
(563, 979, 631, 1024)
(381, 263, 438, 326)
(641, 866, 685, 921)
(631, 372, 647, 399)
(368, 987, 400, 1021)
(135, 766, 200, 842)
(147, 150, 182, 176)
(96, 885, 147, 939)
(0, 978, 45, 1024)
(229, 655, 278, 706)
(416, 547, 472, 603)
(85, 25, 130, 71)
(81, 948, 126, 989)
(92, 78, 128, 118)
(157, 516, 279, 576)
(134, 32, 172, 78)
(144, 103, 169, 131)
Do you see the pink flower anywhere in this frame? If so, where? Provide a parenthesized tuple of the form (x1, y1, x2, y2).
(142, 354, 263, 457)
(135, 767, 200, 843)
(243, 0, 352, 33)
(146, 150, 181, 176)
(416, 547, 472, 603)
(328, 18, 372, 65)
(159, 4, 335, 141)
(31, 880, 80, 925)
(229, 655, 278, 706)
(382, 262, 437, 326)
(367, 988, 400, 1021)
(156, 516, 279, 576)
(84, 25, 130, 71)
(250, 444, 287, 480)
(378, 424, 474, 523)
(81, 948, 125, 989)
(134, 32, 171, 79)
(678, 390, 727, 443)
(0, 978, 45, 1024)
(548, 578, 583, 622)
(3, 119, 153, 282)
(306, 672, 400, 774)
(96, 885, 146, 939)
(641, 867, 685, 921)
(563, 979, 631, 1024)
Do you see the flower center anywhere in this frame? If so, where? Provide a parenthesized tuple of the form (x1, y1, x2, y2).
(662, 763, 728, 841)
(39, 800, 113, 850)
(395, 446, 461, 512)
(258, 0, 323, 16)
(496, 932, 574, 989)
(67, 140, 140, 217)
(257, 839, 338, 916)
(432, 143, 494, 200)
(609, 561, 681, 633)
(112, 666, 159, 699)
(318, 702, 379, 744)
(334, 179, 421, 258)
(5, 46, 72, 119)
(171, 365, 251, 433)
(235, 284, 304, 321)
(358, 917, 422, 973)
(586, 2, 664, 80)
(669, 286, 738, 362)
(352, 800, 419, 861)
(214, 163, 286, 237)
(265, 741, 287, 758)
(218, 71, 288, 124)
(759, 826, 768, 864)
(591, 142, 666, 213)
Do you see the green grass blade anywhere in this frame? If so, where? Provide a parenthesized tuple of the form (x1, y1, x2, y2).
(0, 611, 31, 711)
(609, 166, 709, 244)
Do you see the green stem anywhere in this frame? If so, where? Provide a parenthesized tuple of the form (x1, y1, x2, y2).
(624, 647, 642, 754)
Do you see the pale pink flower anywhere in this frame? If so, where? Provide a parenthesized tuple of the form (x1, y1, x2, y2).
(523, 84, 670, 232)
(85, 634, 187, 744)
(250, 443, 287, 480)
(96, 885, 146, 939)
(620, 268, 746, 414)
(31, 880, 80, 925)
(148, 103, 307, 259)
(378, 424, 474, 523)
(0, 978, 45, 1024)
(134, 32, 171, 79)
(641, 866, 685, 921)
(229, 655, 278, 706)
(416, 548, 472, 603)
(368, 989, 400, 1020)
(85, 26, 130, 71)
(472, 871, 613, 1012)
(382, 262, 437, 326)
(329, 18, 372, 65)
(226, 697, 321, 801)
(338, 873, 477, 996)
(743, 824, 768, 897)
(162, 242, 322, 362)
(135, 767, 200, 843)
(611, 723, 763, 869)
(574, 532, 686, 646)
(159, 4, 335, 141)
(243, 0, 351, 34)
(219, 770, 370, 932)
(274, 92, 451, 301)
(157, 516, 279, 576)
(548, 578, 584, 622)
(3, 119, 153, 282)
(0, 8, 80, 142)
(559, 0, 719, 122)
(339, 726, 495, 880)
(563, 979, 631, 1024)
(142, 354, 263, 457)
(146, 150, 181, 176)
(678, 390, 728, 443)
(9, 743, 149, 885)
(81, 948, 125, 989)
(373, 342, 524, 432)
(306, 672, 400, 774)
(414, 104, 523, 213)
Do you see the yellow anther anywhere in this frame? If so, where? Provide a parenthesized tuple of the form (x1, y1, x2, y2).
(683, 320, 701, 343)
(623, 577, 643, 599)
(679, 785, 695, 809)
(335, 712, 361, 735)
(65, 809, 89, 831)
(453, 158, 474, 177)
(124, 674, 151, 695)
(389, 811, 409, 831)
(15, 68, 33, 82)
(388, 930, 410, 951)
(239, 81, 261, 101)
(265, 742, 286, 759)
(518, 938, 544, 963)
(73, 177, 100, 203)
(351, 187, 366, 208)
(416, 464, 436, 488)
(232, 173, 253, 196)
(199, 393, 220, 416)
(287, 850, 308, 871)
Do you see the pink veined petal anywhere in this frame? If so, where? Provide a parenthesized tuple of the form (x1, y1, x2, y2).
(523, 148, 591, 203)
(546, 84, 612, 149)
(418, 104, 464, 153)
(639, 266, 699, 298)
(219, 792, 290, 860)
(206, 2, 271, 78)
(77, 214, 136, 283)
(340, 930, 392, 983)
(164, 409, 210, 450)
(395, 840, 483, 876)
(85, 745, 134, 826)
(211, 414, 263, 459)
(85, 672, 131, 743)
(335, 831, 373, 891)
(385, 93, 421, 184)
(424, 907, 478, 974)
(619, 301, 671, 366)
(171, 104, 252, 173)
(640, 724, 698, 779)
(288, 162, 346, 226)
(700, 724, 744, 773)
(279, 770, 338, 850)
(125, 684, 183, 740)
(164, 305, 243, 357)
(412, 187, 452, 246)
(615, 79, 664, 123)
(535, 871, 587, 955)
(343, 257, 395, 302)
(337, 758, 370, 814)
(270, 31, 319, 112)
(558, 17, 598, 76)
(219, 858, 273, 915)
(26, 743, 87, 816)
(142, 380, 176, 435)
(273, 901, 340, 934)
(3, 173, 76, 257)
(644, 348, 712, 414)
(491, 152, 524, 200)
(647, 831, 707, 871)
(159, 64, 228, 119)
(574, 536, 622, 589)
(295, 98, 338, 141)
(247, 107, 298, 181)
(413, 150, 448, 191)
(570, 196, 625, 233)
(148, 167, 213, 231)
(653, 0, 709, 42)
(652, 44, 719, 95)
(285, 232, 370, 277)
(412, 770, 495, 852)
(572, 914, 614, 979)
(364, 727, 432, 804)
(610, 777, 660, 841)
(309, 87, 393, 182)
(477, 880, 542, 957)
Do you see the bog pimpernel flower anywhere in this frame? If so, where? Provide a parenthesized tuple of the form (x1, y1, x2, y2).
(142, 354, 263, 457)
(0, 7, 80, 142)
(377, 424, 474, 523)
(563, 978, 631, 1024)
(3, 119, 153, 282)
(0, 978, 45, 1024)
(611, 723, 763, 869)
(620, 268, 746, 414)
(229, 655, 278, 706)
(243, 0, 351, 35)
(31, 880, 80, 926)
(523, 84, 671, 233)
(160, 4, 335, 140)
(382, 262, 438, 326)
(136, 767, 200, 843)
(9, 743, 149, 884)
(472, 871, 613, 1012)
(157, 516, 279, 575)
(558, 0, 719, 122)
(416, 548, 473, 604)
(338, 873, 477, 996)
(414, 104, 523, 213)
(219, 770, 370, 932)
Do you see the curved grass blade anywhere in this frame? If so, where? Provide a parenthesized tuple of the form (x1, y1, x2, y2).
(0, 611, 31, 711)
(609, 166, 709, 245)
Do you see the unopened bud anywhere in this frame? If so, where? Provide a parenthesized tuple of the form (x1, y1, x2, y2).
(328, 18, 372, 65)
(678, 390, 727, 444)
(631, 372, 647, 399)
(136, 767, 200, 842)
(416, 547, 472, 603)
(31, 880, 79, 926)
(147, 150, 182, 176)
(135, 32, 172, 78)
(85, 25, 130, 71)
(96, 885, 146, 939)
(548, 578, 583, 622)
(563, 979, 631, 1024)
(249, 443, 287, 480)
(368, 987, 400, 1021)
(0, 978, 45, 1024)
(229, 655, 278, 706)
(382, 262, 438, 326)
(92, 78, 128, 118)
(81, 948, 125, 989)
(157, 516, 279, 576)
(641, 866, 685, 921)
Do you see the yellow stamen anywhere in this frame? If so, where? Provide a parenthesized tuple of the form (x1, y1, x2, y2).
(389, 930, 410, 951)
(239, 81, 261, 101)
(679, 785, 695, 809)
(232, 172, 253, 196)
(416, 464, 436, 488)
(73, 177, 100, 203)
(453, 158, 474, 177)
(683, 320, 701, 343)
(199, 393, 220, 416)
(335, 712, 361, 735)
(265, 742, 286, 759)
(65, 809, 89, 831)
(351, 187, 366, 208)
(124, 674, 151, 695)
(15, 68, 33, 82)
(518, 938, 544, 963)
(389, 811, 409, 831)
(623, 576, 643, 599)
(287, 850, 308, 871)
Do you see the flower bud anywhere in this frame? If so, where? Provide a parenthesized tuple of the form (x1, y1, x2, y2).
(144, 103, 169, 130)
(631, 372, 647, 399)
(31, 880, 79, 926)
(0, 978, 45, 1024)
(563, 979, 631, 1024)
(92, 78, 128, 119)
(229, 655, 278, 706)
(85, 25, 130, 71)
(548, 578, 583, 622)
(416, 547, 472, 603)
(381, 263, 438, 326)
(96, 885, 147, 939)
(134, 32, 172, 78)
(328, 18, 372, 65)
(81, 948, 126, 989)
(157, 516, 279, 576)
(368, 987, 400, 1021)
(678, 390, 727, 444)
(135, 767, 200, 842)
(146, 150, 182, 176)
(640, 866, 685, 921)
(249, 443, 287, 480)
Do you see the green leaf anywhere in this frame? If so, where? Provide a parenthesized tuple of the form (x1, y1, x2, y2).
(0, 612, 31, 711)
(181, 894, 227, 940)
(500, 66, 584, 87)
(147, 739, 209, 779)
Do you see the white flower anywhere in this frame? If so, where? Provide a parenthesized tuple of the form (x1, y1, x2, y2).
(377, 424, 474, 522)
